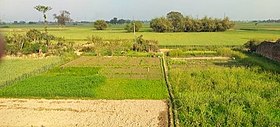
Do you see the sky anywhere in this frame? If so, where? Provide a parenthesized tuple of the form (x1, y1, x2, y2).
(0, 0, 279, 22)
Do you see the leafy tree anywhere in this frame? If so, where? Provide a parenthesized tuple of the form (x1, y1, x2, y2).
(222, 17, 234, 30)
(53, 10, 72, 26)
(167, 11, 185, 32)
(34, 5, 52, 34)
(184, 16, 194, 32)
(125, 21, 143, 32)
(94, 20, 108, 30)
(150, 17, 172, 32)
(192, 19, 203, 32)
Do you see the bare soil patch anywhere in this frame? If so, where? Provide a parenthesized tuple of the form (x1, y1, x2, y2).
(0, 99, 168, 127)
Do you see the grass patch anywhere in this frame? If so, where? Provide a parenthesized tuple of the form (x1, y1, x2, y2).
(2, 23, 280, 45)
(0, 57, 168, 99)
(168, 52, 280, 126)
(94, 79, 168, 99)
(0, 67, 105, 98)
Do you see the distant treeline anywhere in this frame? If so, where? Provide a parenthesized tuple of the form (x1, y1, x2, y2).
(150, 11, 235, 32)
(253, 19, 280, 23)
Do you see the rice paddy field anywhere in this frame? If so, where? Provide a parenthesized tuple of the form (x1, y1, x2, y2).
(0, 56, 168, 99)
(167, 51, 280, 126)
(1, 22, 280, 45)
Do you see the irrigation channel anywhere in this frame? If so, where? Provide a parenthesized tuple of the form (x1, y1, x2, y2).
(161, 53, 179, 127)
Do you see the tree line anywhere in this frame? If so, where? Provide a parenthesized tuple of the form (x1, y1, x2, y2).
(150, 11, 234, 32)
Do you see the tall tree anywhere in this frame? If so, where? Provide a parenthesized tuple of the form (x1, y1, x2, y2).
(167, 11, 185, 32)
(53, 10, 72, 26)
(150, 17, 173, 32)
(34, 5, 52, 34)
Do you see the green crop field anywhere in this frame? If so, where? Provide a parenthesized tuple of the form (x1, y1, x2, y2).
(0, 57, 61, 86)
(0, 56, 168, 99)
(168, 51, 280, 126)
(1, 22, 280, 46)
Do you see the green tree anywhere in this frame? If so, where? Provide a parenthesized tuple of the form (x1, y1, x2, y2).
(221, 17, 234, 30)
(53, 10, 72, 26)
(150, 17, 172, 32)
(124, 21, 143, 32)
(94, 20, 108, 30)
(34, 5, 52, 34)
(184, 16, 194, 32)
(167, 11, 185, 32)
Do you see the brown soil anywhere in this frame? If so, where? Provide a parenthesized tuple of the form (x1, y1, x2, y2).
(0, 99, 168, 127)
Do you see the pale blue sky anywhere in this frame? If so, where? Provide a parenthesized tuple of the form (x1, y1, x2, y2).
(0, 0, 279, 22)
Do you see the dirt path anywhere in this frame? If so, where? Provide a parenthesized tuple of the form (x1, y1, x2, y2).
(171, 56, 231, 60)
(0, 99, 168, 127)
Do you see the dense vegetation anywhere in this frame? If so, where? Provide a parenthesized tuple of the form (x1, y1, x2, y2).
(168, 50, 280, 126)
(150, 11, 234, 32)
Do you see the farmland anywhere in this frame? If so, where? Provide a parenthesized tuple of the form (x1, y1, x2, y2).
(167, 51, 280, 126)
(0, 56, 168, 99)
(1, 22, 280, 45)
(0, 56, 61, 86)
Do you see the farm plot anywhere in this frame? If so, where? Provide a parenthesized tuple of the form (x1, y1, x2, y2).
(0, 56, 168, 99)
(0, 57, 61, 86)
(0, 99, 168, 127)
(168, 53, 280, 126)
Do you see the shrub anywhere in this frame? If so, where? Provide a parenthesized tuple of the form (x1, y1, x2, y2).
(94, 20, 108, 30)
(132, 35, 159, 52)
(26, 29, 42, 42)
(166, 49, 184, 57)
(125, 21, 143, 32)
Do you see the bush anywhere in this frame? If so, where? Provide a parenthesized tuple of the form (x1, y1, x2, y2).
(166, 49, 184, 57)
(132, 35, 159, 52)
(26, 29, 42, 42)
(94, 20, 108, 30)
(124, 21, 143, 32)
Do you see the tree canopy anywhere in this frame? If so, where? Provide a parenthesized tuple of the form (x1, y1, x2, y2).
(151, 11, 234, 33)
(53, 10, 72, 26)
